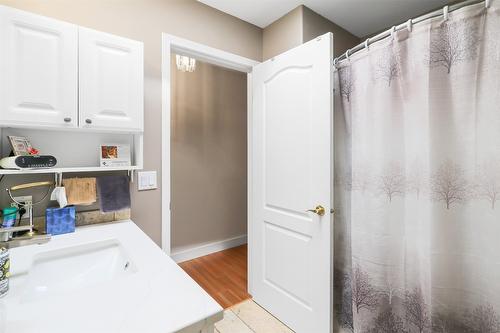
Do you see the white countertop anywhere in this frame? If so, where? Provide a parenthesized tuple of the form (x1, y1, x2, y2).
(0, 220, 223, 333)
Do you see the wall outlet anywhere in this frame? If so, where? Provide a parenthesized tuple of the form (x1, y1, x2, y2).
(11, 195, 32, 221)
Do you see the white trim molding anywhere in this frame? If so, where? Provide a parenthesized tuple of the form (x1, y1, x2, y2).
(161, 33, 259, 256)
(164, 34, 258, 73)
(171, 235, 248, 263)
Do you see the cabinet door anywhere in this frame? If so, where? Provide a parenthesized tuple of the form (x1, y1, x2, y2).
(0, 6, 78, 128)
(79, 27, 144, 132)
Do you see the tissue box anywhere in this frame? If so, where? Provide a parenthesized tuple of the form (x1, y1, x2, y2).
(45, 206, 76, 235)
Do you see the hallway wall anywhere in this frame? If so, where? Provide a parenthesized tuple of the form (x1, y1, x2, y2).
(170, 58, 247, 251)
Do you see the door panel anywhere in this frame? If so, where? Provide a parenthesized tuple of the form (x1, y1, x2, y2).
(79, 27, 143, 131)
(251, 34, 333, 333)
(264, 221, 313, 306)
(265, 66, 313, 211)
(0, 6, 78, 127)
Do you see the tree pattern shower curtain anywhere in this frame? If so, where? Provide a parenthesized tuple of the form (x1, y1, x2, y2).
(334, 2, 500, 332)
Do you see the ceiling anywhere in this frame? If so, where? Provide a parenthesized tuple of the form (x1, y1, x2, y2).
(198, 0, 451, 37)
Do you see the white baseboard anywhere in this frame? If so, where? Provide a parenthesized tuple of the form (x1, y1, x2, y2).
(171, 234, 247, 263)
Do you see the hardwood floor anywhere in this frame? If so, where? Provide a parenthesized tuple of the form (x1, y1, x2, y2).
(178, 244, 251, 309)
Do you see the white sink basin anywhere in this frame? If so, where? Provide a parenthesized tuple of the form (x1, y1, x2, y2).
(3, 221, 222, 333)
(18, 239, 136, 302)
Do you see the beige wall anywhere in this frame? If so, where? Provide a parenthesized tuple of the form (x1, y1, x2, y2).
(302, 6, 360, 57)
(171, 59, 247, 250)
(0, 0, 262, 246)
(262, 6, 303, 61)
(263, 5, 360, 60)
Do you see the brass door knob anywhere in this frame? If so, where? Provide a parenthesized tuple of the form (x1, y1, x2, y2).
(306, 205, 325, 216)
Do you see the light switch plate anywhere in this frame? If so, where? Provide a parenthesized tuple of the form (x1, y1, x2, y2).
(138, 171, 157, 191)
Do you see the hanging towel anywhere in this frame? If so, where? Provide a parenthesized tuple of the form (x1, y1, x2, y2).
(63, 178, 97, 205)
(96, 175, 131, 213)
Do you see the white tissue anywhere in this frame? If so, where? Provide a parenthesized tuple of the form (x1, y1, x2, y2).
(50, 186, 68, 208)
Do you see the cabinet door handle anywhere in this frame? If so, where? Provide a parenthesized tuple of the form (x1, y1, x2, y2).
(64, 117, 71, 123)
(85, 119, 92, 124)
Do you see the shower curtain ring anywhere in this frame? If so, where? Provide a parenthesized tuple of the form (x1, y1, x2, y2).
(364, 38, 370, 50)
(406, 19, 413, 32)
(443, 5, 449, 21)
(345, 50, 350, 61)
(390, 26, 396, 39)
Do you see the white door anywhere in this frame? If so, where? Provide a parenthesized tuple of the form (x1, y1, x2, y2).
(0, 6, 78, 128)
(79, 27, 143, 131)
(250, 33, 333, 333)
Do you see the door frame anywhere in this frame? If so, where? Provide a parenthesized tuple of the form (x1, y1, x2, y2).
(161, 34, 259, 290)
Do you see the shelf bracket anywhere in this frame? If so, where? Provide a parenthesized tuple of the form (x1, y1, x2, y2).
(54, 172, 63, 187)
(128, 169, 134, 183)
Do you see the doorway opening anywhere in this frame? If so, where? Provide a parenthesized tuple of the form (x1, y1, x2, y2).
(171, 55, 248, 308)
(161, 34, 258, 309)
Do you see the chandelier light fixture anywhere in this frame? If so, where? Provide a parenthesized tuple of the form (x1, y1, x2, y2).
(176, 54, 196, 72)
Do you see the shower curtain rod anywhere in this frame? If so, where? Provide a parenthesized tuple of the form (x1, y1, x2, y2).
(333, 0, 488, 66)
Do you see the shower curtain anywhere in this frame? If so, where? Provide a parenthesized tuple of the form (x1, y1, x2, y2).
(334, 2, 500, 333)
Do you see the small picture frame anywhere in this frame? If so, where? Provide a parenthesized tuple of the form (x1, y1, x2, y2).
(100, 144, 131, 167)
(7, 136, 33, 156)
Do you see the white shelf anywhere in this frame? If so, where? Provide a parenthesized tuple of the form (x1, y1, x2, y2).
(0, 165, 142, 175)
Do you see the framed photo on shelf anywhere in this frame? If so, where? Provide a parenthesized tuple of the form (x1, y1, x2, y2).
(7, 136, 33, 156)
(100, 144, 131, 167)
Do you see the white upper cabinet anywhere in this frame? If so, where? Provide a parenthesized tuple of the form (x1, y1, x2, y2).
(0, 6, 144, 132)
(79, 27, 144, 132)
(0, 6, 78, 128)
